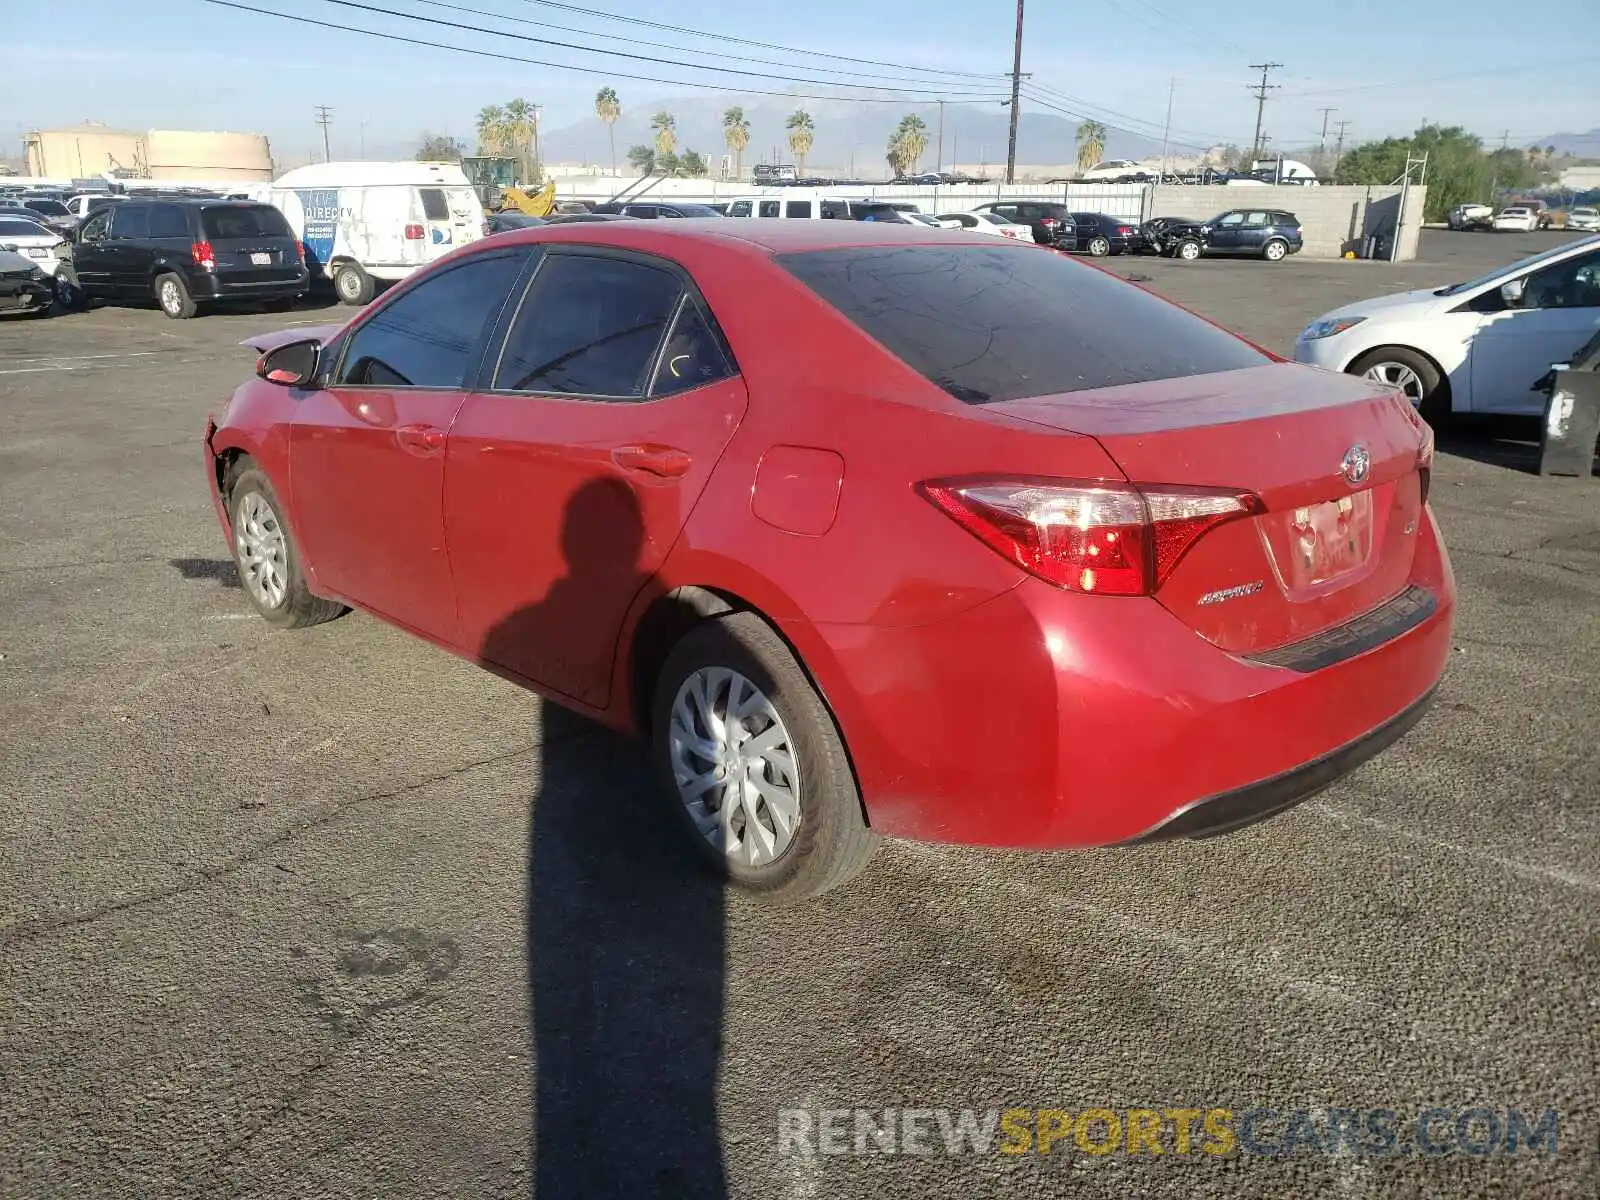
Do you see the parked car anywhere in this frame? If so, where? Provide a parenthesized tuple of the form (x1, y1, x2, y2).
(0, 248, 57, 318)
(1160, 210, 1304, 261)
(1567, 207, 1600, 233)
(270, 161, 484, 305)
(8, 197, 78, 236)
(1493, 207, 1540, 233)
(1294, 233, 1600, 422)
(486, 212, 546, 234)
(1078, 158, 1144, 181)
(935, 211, 1035, 241)
(206, 221, 1452, 901)
(1447, 203, 1494, 231)
(1068, 212, 1142, 256)
(971, 201, 1077, 249)
(65, 194, 125, 221)
(618, 203, 725, 219)
(0, 212, 75, 302)
(72, 199, 308, 319)
(1138, 215, 1202, 254)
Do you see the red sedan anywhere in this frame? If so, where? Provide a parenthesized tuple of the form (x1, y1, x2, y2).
(204, 220, 1453, 901)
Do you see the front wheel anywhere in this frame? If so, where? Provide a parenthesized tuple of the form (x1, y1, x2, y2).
(1262, 238, 1288, 262)
(651, 613, 878, 903)
(1349, 347, 1449, 429)
(225, 462, 347, 629)
(1086, 235, 1111, 257)
(1175, 238, 1202, 261)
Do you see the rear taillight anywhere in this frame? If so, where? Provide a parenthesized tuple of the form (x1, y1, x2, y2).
(1417, 422, 1435, 506)
(919, 479, 1262, 596)
(404, 223, 425, 240)
(1117, 225, 1136, 235)
(191, 241, 215, 268)
(296, 241, 306, 264)
(1040, 217, 1060, 227)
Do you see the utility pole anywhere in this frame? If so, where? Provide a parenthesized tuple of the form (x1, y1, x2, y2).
(1158, 77, 1176, 182)
(1499, 129, 1510, 150)
(1005, 0, 1025, 184)
(936, 100, 945, 174)
(1332, 119, 1351, 176)
(1317, 106, 1336, 158)
(314, 105, 333, 162)
(532, 104, 543, 182)
(1246, 62, 1282, 165)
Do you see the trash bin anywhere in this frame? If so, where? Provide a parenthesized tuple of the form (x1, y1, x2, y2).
(1536, 326, 1600, 477)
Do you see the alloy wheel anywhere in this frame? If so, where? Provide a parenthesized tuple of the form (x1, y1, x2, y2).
(234, 491, 289, 609)
(1265, 241, 1287, 261)
(160, 279, 181, 314)
(1363, 361, 1425, 405)
(669, 667, 800, 869)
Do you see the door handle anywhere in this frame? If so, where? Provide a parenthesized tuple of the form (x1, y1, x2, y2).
(395, 423, 446, 456)
(612, 443, 692, 479)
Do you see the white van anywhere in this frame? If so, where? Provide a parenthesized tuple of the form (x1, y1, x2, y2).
(725, 196, 919, 220)
(269, 161, 484, 305)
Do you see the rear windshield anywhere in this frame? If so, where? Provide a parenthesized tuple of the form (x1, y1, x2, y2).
(420, 188, 450, 220)
(202, 205, 292, 240)
(778, 244, 1269, 404)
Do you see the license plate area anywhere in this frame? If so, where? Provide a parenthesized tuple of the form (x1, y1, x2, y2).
(1285, 492, 1373, 588)
(250, 252, 272, 265)
(25, 248, 47, 258)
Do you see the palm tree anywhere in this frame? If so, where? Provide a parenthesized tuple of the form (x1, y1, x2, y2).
(888, 114, 928, 177)
(786, 110, 815, 176)
(595, 87, 621, 175)
(1076, 120, 1108, 174)
(476, 104, 506, 154)
(651, 111, 677, 160)
(503, 99, 536, 182)
(722, 106, 751, 180)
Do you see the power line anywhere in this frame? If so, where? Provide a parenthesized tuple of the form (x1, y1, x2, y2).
(305, 0, 1003, 95)
(1281, 56, 1592, 98)
(1021, 87, 1219, 154)
(1026, 81, 1237, 147)
(407, 0, 1003, 89)
(1246, 61, 1283, 162)
(202, 0, 1009, 103)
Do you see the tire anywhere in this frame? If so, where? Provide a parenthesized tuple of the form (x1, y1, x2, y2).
(224, 461, 346, 630)
(1262, 238, 1288, 262)
(651, 612, 879, 903)
(1348, 347, 1450, 429)
(1087, 235, 1111, 257)
(333, 262, 375, 306)
(1175, 238, 1202, 261)
(154, 272, 197, 319)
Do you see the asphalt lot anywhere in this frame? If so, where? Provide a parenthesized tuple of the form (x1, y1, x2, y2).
(1, 229, 1596, 1199)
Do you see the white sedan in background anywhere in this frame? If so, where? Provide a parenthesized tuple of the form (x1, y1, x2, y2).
(934, 211, 1035, 241)
(1567, 207, 1600, 232)
(1493, 207, 1540, 232)
(0, 211, 74, 291)
(1294, 234, 1600, 421)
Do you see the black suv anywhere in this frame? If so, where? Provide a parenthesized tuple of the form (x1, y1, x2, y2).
(69, 199, 307, 318)
(1152, 209, 1304, 262)
(972, 201, 1078, 250)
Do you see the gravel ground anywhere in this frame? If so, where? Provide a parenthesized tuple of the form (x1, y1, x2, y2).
(0, 229, 1595, 1199)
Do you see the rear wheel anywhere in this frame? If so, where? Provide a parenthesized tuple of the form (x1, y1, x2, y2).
(651, 612, 878, 903)
(155, 273, 197, 319)
(1349, 347, 1449, 429)
(1087, 235, 1111, 257)
(333, 262, 375, 306)
(1175, 238, 1202, 261)
(224, 462, 346, 629)
(1262, 238, 1289, 262)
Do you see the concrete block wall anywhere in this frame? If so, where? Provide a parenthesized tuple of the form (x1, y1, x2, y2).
(1146, 184, 1428, 260)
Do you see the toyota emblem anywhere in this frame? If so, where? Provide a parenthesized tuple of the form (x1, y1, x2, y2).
(1341, 444, 1371, 486)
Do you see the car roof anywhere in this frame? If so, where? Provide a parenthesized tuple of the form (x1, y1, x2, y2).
(490, 219, 961, 254)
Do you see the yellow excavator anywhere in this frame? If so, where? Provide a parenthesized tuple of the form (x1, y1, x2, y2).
(499, 180, 556, 216)
(462, 156, 557, 216)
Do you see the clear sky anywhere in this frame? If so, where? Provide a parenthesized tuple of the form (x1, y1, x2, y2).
(6, 0, 1597, 161)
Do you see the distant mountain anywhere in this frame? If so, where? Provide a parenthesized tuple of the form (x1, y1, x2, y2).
(539, 95, 1167, 174)
(1537, 129, 1600, 158)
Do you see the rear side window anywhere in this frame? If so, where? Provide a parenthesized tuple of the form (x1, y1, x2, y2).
(337, 252, 525, 389)
(650, 300, 734, 398)
(0, 217, 43, 237)
(494, 254, 684, 398)
(419, 188, 450, 221)
(758, 201, 780, 218)
(202, 205, 292, 239)
(110, 205, 150, 239)
(148, 204, 189, 239)
(778, 245, 1269, 404)
(729, 200, 752, 217)
(785, 201, 812, 218)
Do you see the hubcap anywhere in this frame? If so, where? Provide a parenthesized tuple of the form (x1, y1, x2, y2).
(338, 271, 358, 299)
(161, 280, 179, 311)
(1266, 242, 1285, 260)
(669, 667, 800, 869)
(234, 491, 289, 609)
(1363, 361, 1425, 404)
(1181, 243, 1199, 259)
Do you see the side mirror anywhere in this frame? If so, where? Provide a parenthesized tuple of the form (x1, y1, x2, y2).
(1500, 278, 1527, 308)
(256, 339, 321, 388)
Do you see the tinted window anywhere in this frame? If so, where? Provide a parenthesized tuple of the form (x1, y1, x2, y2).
(1525, 248, 1600, 309)
(778, 245, 1269, 404)
(0, 217, 45, 237)
(25, 200, 70, 216)
(1274, 212, 1299, 227)
(671, 204, 719, 217)
(495, 254, 683, 398)
(729, 200, 752, 217)
(785, 201, 812, 218)
(86, 197, 121, 215)
(78, 211, 112, 241)
(110, 205, 151, 239)
(419, 188, 449, 221)
(148, 204, 190, 239)
(338, 253, 524, 389)
(821, 200, 850, 220)
(650, 300, 735, 397)
(758, 201, 780, 218)
(202, 205, 292, 239)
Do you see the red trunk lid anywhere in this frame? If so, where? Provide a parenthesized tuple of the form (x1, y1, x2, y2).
(988, 363, 1429, 654)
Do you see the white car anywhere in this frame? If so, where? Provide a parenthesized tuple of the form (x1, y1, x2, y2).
(0, 210, 73, 286)
(1493, 207, 1540, 232)
(935, 211, 1035, 241)
(1566, 207, 1600, 232)
(1079, 159, 1144, 181)
(1294, 234, 1600, 420)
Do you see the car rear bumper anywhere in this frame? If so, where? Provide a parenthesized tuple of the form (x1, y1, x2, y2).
(805, 507, 1454, 848)
(189, 272, 308, 301)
